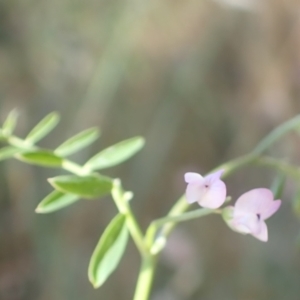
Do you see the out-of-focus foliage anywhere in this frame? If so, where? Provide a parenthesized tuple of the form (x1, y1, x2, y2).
(54, 127, 99, 157)
(84, 136, 145, 170)
(1, 0, 300, 299)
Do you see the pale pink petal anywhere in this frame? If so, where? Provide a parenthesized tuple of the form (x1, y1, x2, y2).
(205, 169, 224, 183)
(251, 221, 268, 242)
(222, 206, 248, 233)
(184, 172, 203, 184)
(235, 188, 274, 215)
(199, 180, 226, 209)
(185, 183, 205, 204)
(260, 200, 281, 220)
(227, 217, 252, 234)
(223, 188, 279, 242)
(230, 213, 258, 234)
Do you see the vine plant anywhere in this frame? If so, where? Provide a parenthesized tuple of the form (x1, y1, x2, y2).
(1, 110, 300, 300)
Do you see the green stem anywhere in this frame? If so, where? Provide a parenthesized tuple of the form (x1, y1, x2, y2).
(213, 153, 258, 177)
(62, 160, 89, 176)
(112, 180, 149, 257)
(154, 208, 219, 228)
(133, 256, 156, 300)
(127, 213, 148, 255)
(8, 135, 36, 150)
(253, 114, 300, 155)
(147, 208, 219, 254)
(256, 156, 300, 180)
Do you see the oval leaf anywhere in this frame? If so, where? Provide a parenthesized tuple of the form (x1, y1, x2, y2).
(25, 112, 60, 144)
(16, 150, 63, 167)
(2, 109, 18, 136)
(0, 146, 22, 161)
(35, 190, 80, 213)
(48, 174, 112, 198)
(84, 136, 145, 171)
(88, 214, 129, 288)
(54, 127, 100, 157)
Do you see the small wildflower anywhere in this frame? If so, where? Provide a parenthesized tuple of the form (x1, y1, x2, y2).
(184, 170, 226, 209)
(223, 188, 281, 242)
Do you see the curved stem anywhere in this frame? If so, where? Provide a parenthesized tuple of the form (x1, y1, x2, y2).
(256, 156, 300, 180)
(253, 114, 300, 155)
(8, 135, 36, 150)
(112, 180, 149, 257)
(212, 153, 258, 177)
(62, 160, 89, 176)
(153, 208, 220, 228)
(147, 208, 219, 254)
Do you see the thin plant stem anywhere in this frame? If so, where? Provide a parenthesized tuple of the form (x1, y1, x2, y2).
(154, 208, 220, 228)
(253, 114, 300, 155)
(133, 256, 157, 300)
(256, 156, 300, 180)
(112, 180, 149, 257)
(147, 208, 219, 254)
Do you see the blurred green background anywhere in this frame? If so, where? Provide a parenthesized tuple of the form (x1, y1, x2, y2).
(1, 0, 300, 299)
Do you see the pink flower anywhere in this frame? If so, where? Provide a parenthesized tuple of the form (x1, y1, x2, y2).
(184, 170, 227, 209)
(223, 188, 281, 242)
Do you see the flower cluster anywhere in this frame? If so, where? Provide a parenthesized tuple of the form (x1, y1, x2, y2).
(184, 170, 281, 242)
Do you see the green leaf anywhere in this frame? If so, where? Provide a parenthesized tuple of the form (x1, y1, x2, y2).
(25, 112, 60, 144)
(2, 109, 18, 136)
(84, 136, 145, 171)
(88, 214, 129, 288)
(0, 146, 22, 161)
(35, 190, 80, 213)
(54, 127, 99, 157)
(16, 150, 63, 167)
(48, 174, 112, 198)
